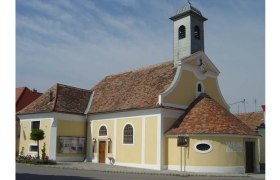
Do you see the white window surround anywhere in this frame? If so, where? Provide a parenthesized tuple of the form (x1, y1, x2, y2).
(28, 144, 38, 154)
(98, 124, 108, 137)
(122, 123, 134, 146)
(194, 141, 213, 154)
(196, 81, 204, 97)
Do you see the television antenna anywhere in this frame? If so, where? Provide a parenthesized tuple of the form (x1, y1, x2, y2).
(229, 99, 248, 114)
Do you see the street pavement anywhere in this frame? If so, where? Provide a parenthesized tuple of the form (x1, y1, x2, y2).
(16, 163, 265, 180)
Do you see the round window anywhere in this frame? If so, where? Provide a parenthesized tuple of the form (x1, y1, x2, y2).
(194, 142, 213, 153)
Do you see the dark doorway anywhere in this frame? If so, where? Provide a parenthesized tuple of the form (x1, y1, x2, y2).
(245, 141, 255, 173)
(99, 141, 106, 163)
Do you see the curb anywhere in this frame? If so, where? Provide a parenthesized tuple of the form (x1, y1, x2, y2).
(17, 162, 251, 177)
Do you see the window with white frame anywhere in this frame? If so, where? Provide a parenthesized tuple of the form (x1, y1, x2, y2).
(196, 82, 204, 97)
(123, 124, 133, 144)
(194, 141, 213, 154)
(29, 145, 38, 152)
(99, 126, 107, 136)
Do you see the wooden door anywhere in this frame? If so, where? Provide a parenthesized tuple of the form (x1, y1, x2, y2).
(245, 141, 255, 173)
(99, 141, 106, 163)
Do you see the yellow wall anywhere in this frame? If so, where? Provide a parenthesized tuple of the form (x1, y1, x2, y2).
(56, 120, 86, 157)
(116, 117, 142, 164)
(19, 119, 52, 157)
(144, 116, 157, 164)
(91, 116, 160, 165)
(166, 136, 245, 167)
(188, 58, 217, 73)
(91, 120, 114, 160)
(164, 70, 228, 109)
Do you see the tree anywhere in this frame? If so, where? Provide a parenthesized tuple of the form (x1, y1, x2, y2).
(30, 129, 45, 159)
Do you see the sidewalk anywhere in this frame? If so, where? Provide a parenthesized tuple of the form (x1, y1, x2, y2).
(33, 162, 264, 178)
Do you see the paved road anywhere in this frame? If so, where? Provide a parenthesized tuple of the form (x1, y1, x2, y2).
(16, 163, 261, 180)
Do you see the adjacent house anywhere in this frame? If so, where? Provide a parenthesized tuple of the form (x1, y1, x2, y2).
(17, 2, 261, 173)
(17, 84, 92, 161)
(236, 111, 265, 172)
(16, 87, 42, 156)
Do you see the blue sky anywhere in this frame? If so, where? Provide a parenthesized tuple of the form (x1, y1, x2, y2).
(16, 0, 265, 113)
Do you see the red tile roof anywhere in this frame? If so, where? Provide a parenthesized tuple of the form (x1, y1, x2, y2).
(166, 94, 258, 136)
(16, 87, 42, 112)
(235, 112, 264, 130)
(17, 83, 92, 115)
(88, 61, 176, 114)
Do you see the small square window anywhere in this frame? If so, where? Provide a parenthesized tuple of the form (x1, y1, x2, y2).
(29, 145, 38, 152)
(31, 121, 40, 130)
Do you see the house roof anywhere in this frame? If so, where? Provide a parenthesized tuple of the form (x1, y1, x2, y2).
(16, 87, 42, 112)
(166, 94, 258, 136)
(88, 61, 176, 114)
(17, 83, 92, 115)
(235, 111, 264, 130)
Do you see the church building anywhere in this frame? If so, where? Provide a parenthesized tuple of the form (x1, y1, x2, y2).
(17, 2, 260, 174)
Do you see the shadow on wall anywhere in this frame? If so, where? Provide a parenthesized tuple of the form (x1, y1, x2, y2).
(16, 173, 97, 180)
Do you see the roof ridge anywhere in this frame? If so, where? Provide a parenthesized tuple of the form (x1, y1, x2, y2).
(165, 93, 209, 133)
(56, 83, 91, 92)
(235, 111, 263, 115)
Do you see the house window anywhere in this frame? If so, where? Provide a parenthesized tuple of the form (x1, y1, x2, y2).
(178, 25, 186, 40)
(99, 126, 107, 136)
(194, 26, 200, 39)
(31, 121, 40, 130)
(29, 145, 38, 152)
(196, 82, 204, 97)
(194, 142, 213, 154)
(198, 84, 202, 92)
(123, 124, 133, 144)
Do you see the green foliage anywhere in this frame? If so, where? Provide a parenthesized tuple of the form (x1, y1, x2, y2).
(41, 143, 46, 160)
(30, 128, 45, 159)
(30, 129, 45, 141)
(16, 154, 56, 165)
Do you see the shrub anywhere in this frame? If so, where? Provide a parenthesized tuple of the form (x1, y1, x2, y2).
(16, 154, 56, 165)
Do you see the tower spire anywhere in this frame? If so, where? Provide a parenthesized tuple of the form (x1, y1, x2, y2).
(170, 0, 207, 67)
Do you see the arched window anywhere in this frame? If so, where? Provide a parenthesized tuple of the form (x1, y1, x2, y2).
(123, 124, 133, 144)
(194, 26, 200, 40)
(99, 125, 107, 136)
(178, 25, 186, 40)
(196, 82, 204, 97)
(198, 84, 202, 92)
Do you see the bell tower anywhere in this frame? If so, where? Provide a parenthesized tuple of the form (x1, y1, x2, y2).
(170, 1, 207, 67)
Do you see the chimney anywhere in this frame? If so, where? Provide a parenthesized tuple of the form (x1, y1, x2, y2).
(32, 88, 37, 93)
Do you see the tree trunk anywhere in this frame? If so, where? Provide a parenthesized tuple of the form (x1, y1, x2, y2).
(37, 140, 40, 159)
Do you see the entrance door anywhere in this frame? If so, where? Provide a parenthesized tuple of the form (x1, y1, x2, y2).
(99, 141, 106, 163)
(245, 141, 255, 173)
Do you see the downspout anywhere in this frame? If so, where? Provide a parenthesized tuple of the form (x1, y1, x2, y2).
(83, 92, 94, 162)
